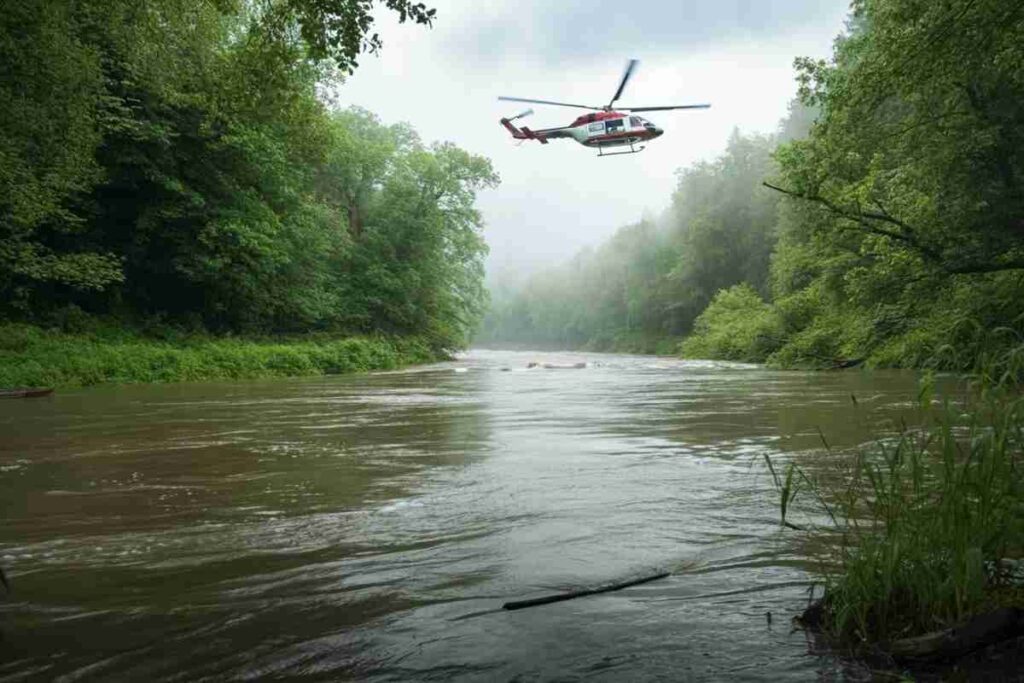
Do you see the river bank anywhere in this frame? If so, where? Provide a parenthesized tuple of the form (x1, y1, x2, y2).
(0, 324, 441, 388)
(773, 363, 1024, 673)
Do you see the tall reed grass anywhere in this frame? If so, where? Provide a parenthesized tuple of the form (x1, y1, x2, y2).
(769, 343, 1024, 644)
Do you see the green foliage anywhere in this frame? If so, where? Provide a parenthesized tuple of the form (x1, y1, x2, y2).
(0, 323, 436, 388)
(679, 284, 782, 362)
(664, 0, 1024, 370)
(0, 0, 121, 298)
(788, 0, 1024, 274)
(769, 357, 1024, 643)
(665, 130, 781, 320)
(262, 0, 436, 73)
(758, 0, 1024, 368)
(0, 1, 490, 357)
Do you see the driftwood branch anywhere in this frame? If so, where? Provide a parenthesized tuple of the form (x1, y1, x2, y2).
(503, 571, 670, 611)
(889, 607, 1024, 660)
(796, 600, 1024, 661)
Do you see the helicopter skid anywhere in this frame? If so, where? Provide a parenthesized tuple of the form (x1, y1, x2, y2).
(597, 143, 645, 157)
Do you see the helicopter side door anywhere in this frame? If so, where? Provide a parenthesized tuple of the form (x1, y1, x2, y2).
(605, 117, 625, 135)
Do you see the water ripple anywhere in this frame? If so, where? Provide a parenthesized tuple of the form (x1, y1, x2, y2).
(0, 349, 934, 680)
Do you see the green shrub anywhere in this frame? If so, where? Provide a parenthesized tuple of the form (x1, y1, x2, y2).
(680, 284, 784, 362)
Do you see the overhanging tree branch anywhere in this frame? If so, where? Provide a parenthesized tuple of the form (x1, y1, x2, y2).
(763, 182, 1024, 274)
(763, 181, 943, 260)
(946, 259, 1024, 275)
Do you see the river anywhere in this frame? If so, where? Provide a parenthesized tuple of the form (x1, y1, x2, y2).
(0, 349, 929, 680)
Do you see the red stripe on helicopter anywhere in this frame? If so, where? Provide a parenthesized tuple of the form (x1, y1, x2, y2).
(570, 111, 628, 127)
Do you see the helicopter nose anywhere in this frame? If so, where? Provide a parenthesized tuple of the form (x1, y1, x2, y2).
(654, 127, 663, 137)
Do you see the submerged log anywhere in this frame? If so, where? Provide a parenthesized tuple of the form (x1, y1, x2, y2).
(889, 607, 1024, 660)
(503, 571, 670, 611)
(0, 387, 54, 399)
(526, 361, 588, 369)
(795, 599, 1024, 661)
(795, 598, 826, 628)
(829, 357, 865, 370)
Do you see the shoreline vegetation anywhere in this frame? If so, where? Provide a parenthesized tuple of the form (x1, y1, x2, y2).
(0, 323, 441, 389)
(1, 2, 492, 390)
(0, 325, 438, 389)
(767, 345, 1024, 668)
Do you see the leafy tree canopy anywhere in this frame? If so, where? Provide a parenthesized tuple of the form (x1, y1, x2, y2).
(0, 0, 490, 354)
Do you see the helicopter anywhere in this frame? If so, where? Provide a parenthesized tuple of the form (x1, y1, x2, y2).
(498, 59, 710, 156)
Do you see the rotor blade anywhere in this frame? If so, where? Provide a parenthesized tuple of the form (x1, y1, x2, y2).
(609, 59, 639, 108)
(498, 96, 601, 111)
(622, 104, 712, 112)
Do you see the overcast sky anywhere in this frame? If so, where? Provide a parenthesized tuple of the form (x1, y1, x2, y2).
(335, 1, 850, 282)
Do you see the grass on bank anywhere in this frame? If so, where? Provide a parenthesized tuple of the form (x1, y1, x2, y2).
(0, 323, 440, 388)
(679, 276, 1024, 371)
(768, 347, 1024, 646)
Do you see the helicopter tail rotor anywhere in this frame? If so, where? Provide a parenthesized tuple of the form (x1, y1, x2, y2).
(508, 108, 534, 121)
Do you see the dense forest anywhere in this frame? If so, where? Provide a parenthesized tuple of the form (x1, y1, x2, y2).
(1, 0, 494, 355)
(480, 0, 1024, 371)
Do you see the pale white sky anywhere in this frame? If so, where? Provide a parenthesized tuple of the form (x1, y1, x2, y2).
(334, 1, 850, 280)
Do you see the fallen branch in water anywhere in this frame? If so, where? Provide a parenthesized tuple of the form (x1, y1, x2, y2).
(503, 571, 670, 611)
(829, 357, 865, 370)
(889, 607, 1024, 660)
(796, 600, 1024, 661)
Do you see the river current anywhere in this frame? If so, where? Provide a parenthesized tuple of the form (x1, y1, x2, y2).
(0, 350, 928, 680)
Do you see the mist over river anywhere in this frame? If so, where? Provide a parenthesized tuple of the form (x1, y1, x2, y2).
(0, 350, 929, 680)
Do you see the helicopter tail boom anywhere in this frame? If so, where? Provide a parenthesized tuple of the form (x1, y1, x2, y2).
(499, 116, 528, 139)
(500, 110, 549, 144)
(520, 126, 549, 144)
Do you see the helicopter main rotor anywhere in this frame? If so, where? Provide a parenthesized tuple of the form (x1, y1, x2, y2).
(498, 59, 710, 113)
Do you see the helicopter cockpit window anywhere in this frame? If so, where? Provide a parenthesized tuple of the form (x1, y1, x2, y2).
(629, 116, 643, 127)
(588, 122, 605, 133)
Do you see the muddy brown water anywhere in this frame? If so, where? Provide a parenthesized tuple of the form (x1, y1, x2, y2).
(0, 350, 933, 680)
